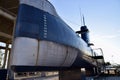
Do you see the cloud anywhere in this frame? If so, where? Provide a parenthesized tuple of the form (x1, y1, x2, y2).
(91, 33, 120, 41)
(101, 34, 120, 39)
(91, 30, 120, 40)
(118, 30, 120, 33)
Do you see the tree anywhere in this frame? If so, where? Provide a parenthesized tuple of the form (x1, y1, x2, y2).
(104, 62, 111, 66)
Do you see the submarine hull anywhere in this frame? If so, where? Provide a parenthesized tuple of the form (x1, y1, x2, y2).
(10, 0, 96, 72)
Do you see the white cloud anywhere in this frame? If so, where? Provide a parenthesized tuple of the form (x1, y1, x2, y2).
(101, 34, 120, 39)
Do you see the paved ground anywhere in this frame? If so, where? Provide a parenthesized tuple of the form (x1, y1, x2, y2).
(21, 75, 120, 80)
(23, 75, 58, 80)
(86, 76, 120, 80)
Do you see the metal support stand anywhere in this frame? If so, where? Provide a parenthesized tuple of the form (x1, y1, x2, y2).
(59, 69, 86, 80)
(86, 68, 95, 76)
(2, 43, 9, 68)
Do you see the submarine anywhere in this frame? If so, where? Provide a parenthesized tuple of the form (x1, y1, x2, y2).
(10, 0, 100, 72)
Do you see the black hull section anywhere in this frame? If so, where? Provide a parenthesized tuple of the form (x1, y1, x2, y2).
(11, 65, 95, 72)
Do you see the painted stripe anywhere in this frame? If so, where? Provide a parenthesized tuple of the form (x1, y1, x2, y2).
(11, 37, 38, 66)
(61, 47, 78, 66)
(20, 0, 59, 17)
(38, 41, 78, 67)
(11, 37, 78, 67)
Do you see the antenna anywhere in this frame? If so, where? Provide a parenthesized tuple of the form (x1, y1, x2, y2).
(79, 8, 83, 26)
(79, 8, 86, 26)
(82, 15, 85, 26)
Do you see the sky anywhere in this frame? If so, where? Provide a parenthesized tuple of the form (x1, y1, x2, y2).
(49, 0, 120, 64)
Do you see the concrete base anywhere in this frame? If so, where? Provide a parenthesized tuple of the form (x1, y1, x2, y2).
(59, 69, 86, 80)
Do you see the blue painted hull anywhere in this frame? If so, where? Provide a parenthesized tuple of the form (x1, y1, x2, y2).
(15, 4, 87, 50)
(12, 4, 96, 71)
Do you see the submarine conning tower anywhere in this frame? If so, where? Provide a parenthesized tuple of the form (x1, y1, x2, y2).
(81, 16, 90, 44)
(76, 16, 90, 44)
(81, 25, 90, 44)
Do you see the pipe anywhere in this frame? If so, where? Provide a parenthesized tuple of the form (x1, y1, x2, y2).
(0, 32, 12, 39)
(0, 9, 15, 21)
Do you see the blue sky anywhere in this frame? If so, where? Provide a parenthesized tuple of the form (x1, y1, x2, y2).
(49, 0, 120, 64)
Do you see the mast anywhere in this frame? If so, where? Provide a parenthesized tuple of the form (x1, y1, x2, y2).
(82, 15, 85, 26)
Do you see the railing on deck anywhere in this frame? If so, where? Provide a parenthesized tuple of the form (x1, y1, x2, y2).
(92, 48, 105, 67)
